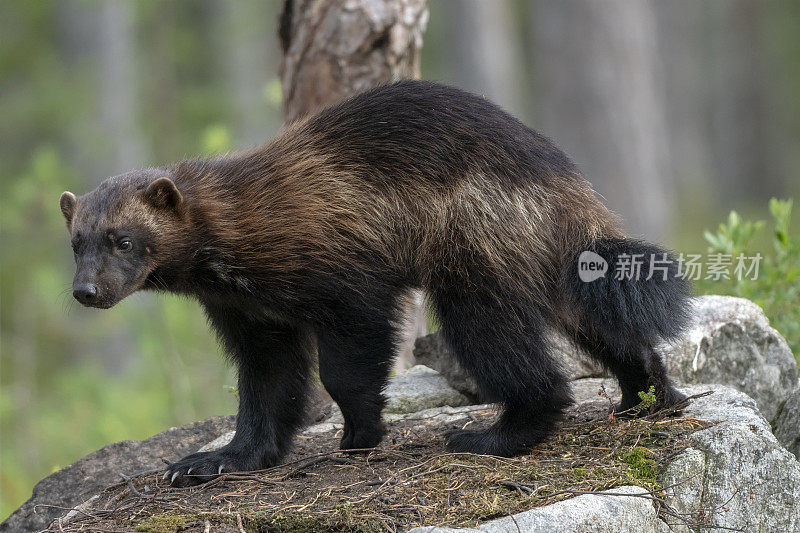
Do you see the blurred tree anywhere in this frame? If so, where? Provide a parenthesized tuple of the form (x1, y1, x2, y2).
(531, 0, 674, 242)
(652, 0, 714, 197)
(446, 0, 525, 118)
(2, 0, 799, 521)
(278, 0, 430, 365)
(707, 0, 771, 203)
(97, 0, 148, 177)
(215, 0, 279, 148)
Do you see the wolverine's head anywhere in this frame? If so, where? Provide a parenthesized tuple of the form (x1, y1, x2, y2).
(60, 169, 185, 308)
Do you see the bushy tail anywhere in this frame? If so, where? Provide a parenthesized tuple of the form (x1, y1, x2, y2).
(559, 237, 691, 412)
(562, 237, 692, 349)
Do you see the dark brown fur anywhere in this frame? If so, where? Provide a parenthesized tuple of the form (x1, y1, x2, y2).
(60, 81, 690, 487)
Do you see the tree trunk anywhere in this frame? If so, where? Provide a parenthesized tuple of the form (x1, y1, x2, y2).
(216, 0, 280, 147)
(532, 0, 674, 242)
(652, 0, 714, 197)
(707, 0, 770, 204)
(278, 0, 429, 367)
(97, 0, 148, 176)
(278, 0, 428, 123)
(445, 0, 525, 118)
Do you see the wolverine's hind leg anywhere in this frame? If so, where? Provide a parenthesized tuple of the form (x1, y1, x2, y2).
(576, 333, 686, 416)
(432, 287, 573, 456)
(563, 237, 692, 416)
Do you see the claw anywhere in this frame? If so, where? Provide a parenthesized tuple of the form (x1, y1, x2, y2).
(171, 471, 180, 484)
(218, 464, 224, 475)
(186, 467, 193, 475)
(163, 470, 170, 480)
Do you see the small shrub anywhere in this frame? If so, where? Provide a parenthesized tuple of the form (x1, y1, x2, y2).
(699, 198, 799, 362)
(636, 386, 657, 411)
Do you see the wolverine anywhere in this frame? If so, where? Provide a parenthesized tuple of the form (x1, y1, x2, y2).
(59, 81, 690, 487)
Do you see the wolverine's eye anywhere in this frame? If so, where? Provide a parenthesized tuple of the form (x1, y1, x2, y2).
(117, 238, 133, 252)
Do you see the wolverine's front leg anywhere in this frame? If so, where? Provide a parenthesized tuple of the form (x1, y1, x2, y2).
(165, 305, 314, 487)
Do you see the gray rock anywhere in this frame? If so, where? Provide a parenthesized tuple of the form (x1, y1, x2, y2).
(198, 430, 236, 452)
(385, 365, 472, 413)
(412, 333, 481, 399)
(417, 296, 799, 425)
(658, 448, 706, 530)
(661, 295, 798, 422)
(548, 330, 607, 381)
(201, 391, 486, 456)
(660, 384, 800, 533)
(773, 382, 800, 459)
(316, 404, 495, 435)
(409, 486, 670, 533)
(570, 377, 621, 407)
(0, 415, 235, 533)
(413, 330, 604, 399)
(474, 485, 671, 532)
(412, 385, 800, 532)
(34, 380, 800, 531)
(326, 365, 473, 424)
(313, 404, 496, 440)
(410, 527, 478, 532)
(383, 403, 494, 421)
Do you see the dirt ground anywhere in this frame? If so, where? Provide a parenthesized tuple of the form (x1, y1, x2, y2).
(44, 397, 709, 533)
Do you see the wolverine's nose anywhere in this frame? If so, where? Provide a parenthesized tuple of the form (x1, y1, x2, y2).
(73, 283, 98, 304)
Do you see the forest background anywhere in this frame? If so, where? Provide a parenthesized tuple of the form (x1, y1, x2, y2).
(2, 0, 799, 519)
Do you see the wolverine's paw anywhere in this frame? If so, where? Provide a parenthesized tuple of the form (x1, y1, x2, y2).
(163, 447, 260, 488)
(660, 388, 689, 410)
(614, 388, 689, 419)
(650, 387, 689, 416)
(339, 422, 385, 451)
(445, 429, 517, 457)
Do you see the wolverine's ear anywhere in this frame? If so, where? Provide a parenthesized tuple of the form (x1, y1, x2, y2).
(144, 177, 183, 213)
(59, 191, 76, 225)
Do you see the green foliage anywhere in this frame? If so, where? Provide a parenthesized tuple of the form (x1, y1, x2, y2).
(570, 467, 588, 481)
(135, 512, 187, 533)
(636, 386, 657, 411)
(0, 149, 237, 520)
(0, 4, 288, 517)
(0, 113, 238, 522)
(619, 446, 657, 489)
(698, 199, 800, 361)
(703, 210, 765, 256)
(0, 3, 286, 518)
(263, 77, 283, 107)
(201, 124, 232, 156)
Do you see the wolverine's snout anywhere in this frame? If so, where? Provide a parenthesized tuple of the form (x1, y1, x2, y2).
(73, 282, 98, 305)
